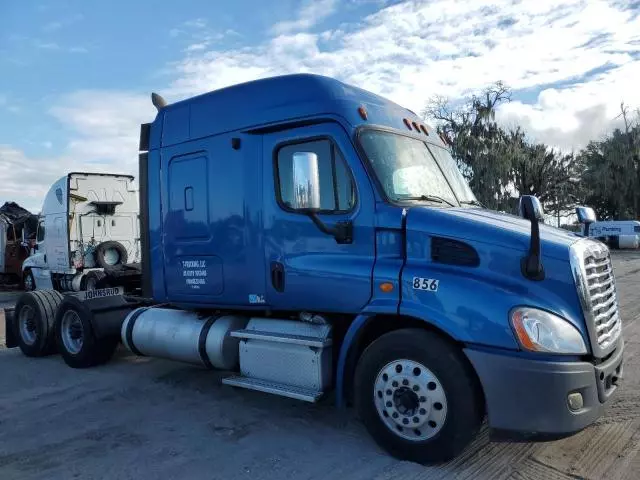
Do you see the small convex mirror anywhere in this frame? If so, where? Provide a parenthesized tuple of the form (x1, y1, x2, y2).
(576, 206, 596, 224)
(519, 195, 544, 221)
(292, 152, 321, 210)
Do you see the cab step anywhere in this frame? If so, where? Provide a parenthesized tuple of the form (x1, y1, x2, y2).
(222, 376, 323, 403)
(230, 329, 332, 348)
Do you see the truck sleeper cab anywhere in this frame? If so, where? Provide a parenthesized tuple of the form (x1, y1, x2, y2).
(8, 74, 624, 464)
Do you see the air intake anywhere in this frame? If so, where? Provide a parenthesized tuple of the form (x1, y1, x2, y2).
(431, 237, 480, 267)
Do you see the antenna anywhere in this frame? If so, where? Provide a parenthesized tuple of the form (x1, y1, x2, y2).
(151, 92, 167, 111)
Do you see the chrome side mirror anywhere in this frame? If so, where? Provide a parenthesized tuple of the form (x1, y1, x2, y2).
(519, 195, 544, 222)
(292, 152, 321, 210)
(576, 206, 596, 224)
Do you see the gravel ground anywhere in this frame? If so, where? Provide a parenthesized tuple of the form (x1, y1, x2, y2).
(1, 252, 639, 480)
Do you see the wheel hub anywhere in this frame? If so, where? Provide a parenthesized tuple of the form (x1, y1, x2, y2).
(393, 387, 419, 416)
(374, 359, 448, 441)
(18, 305, 38, 346)
(61, 310, 84, 355)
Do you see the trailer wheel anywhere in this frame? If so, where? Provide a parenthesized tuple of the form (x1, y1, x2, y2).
(95, 241, 128, 268)
(23, 269, 35, 291)
(13, 290, 63, 357)
(54, 296, 119, 369)
(354, 329, 483, 464)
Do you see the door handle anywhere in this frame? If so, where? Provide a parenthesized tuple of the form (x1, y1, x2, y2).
(271, 261, 285, 292)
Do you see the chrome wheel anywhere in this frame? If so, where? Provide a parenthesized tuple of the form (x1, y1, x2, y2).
(374, 359, 448, 441)
(61, 310, 84, 355)
(19, 305, 38, 345)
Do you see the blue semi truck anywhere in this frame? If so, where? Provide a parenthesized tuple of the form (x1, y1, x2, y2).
(5, 74, 624, 463)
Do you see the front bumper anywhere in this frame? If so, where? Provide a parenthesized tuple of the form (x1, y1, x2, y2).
(464, 340, 624, 439)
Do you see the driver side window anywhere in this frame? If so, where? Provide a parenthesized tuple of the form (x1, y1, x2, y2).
(276, 139, 356, 213)
(36, 219, 45, 243)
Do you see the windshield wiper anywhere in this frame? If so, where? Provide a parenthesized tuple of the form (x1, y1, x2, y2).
(397, 194, 456, 208)
(460, 199, 485, 208)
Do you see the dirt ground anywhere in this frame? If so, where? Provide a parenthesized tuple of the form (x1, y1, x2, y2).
(1, 252, 639, 480)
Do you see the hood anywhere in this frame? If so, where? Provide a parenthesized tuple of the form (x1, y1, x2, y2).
(405, 206, 580, 261)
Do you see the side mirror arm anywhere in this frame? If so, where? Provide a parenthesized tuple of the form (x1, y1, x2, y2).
(301, 209, 353, 244)
(521, 214, 544, 280)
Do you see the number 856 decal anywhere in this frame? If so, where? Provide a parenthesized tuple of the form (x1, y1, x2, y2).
(413, 277, 440, 292)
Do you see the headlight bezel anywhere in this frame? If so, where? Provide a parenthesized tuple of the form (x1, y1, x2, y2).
(509, 306, 588, 355)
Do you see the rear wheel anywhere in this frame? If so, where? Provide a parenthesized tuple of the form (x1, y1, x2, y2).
(13, 290, 63, 357)
(54, 296, 119, 368)
(355, 329, 484, 464)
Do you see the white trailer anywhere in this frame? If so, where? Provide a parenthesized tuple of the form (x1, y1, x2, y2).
(22, 172, 141, 292)
(576, 207, 640, 249)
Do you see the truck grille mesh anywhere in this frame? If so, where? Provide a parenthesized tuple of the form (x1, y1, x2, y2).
(583, 251, 621, 350)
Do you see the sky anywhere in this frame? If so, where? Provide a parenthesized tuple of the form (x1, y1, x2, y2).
(1, 0, 639, 212)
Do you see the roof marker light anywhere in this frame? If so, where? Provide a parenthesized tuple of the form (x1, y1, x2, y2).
(358, 106, 368, 120)
(403, 118, 412, 129)
(412, 121, 420, 131)
(420, 125, 429, 135)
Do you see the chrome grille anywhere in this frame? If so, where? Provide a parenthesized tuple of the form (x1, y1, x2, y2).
(570, 240, 621, 356)
(584, 253, 620, 349)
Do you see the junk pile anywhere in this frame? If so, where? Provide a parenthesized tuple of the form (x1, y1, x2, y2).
(0, 202, 38, 286)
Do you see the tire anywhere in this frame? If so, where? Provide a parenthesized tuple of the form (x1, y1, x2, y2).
(13, 290, 64, 357)
(23, 269, 35, 291)
(354, 329, 484, 464)
(95, 241, 128, 268)
(81, 270, 107, 290)
(54, 296, 119, 368)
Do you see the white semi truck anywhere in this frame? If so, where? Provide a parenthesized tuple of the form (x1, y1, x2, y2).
(22, 172, 142, 292)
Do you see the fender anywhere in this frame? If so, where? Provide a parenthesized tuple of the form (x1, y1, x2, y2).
(335, 313, 373, 408)
(22, 253, 44, 271)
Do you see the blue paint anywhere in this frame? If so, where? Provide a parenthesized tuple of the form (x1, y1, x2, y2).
(144, 73, 596, 407)
(335, 313, 373, 408)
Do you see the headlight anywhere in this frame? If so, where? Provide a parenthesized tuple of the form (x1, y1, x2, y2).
(510, 307, 587, 355)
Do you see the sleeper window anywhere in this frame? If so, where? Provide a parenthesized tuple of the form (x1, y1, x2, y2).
(276, 139, 355, 212)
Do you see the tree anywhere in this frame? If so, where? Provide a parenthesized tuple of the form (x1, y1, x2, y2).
(578, 104, 640, 220)
(424, 83, 581, 218)
(424, 82, 514, 211)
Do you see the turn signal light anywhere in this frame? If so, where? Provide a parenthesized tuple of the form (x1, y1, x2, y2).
(379, 282, 394, 293)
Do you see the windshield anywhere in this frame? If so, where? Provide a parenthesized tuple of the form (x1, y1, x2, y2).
(359, 130, 477, 206)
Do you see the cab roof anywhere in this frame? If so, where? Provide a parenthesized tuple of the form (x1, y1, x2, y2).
(150, 73, 444, 149)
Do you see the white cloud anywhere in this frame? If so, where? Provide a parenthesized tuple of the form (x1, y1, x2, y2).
(166, 0, 640, 151)
(3, 0, 640, 209)
(35, 42, 60, 50)
(271, 0, 339, 35)
(0, 92, 155, 209)
(42, 14, 84, 32)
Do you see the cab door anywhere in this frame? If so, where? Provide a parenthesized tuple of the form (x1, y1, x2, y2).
(262, 122, 376, 312)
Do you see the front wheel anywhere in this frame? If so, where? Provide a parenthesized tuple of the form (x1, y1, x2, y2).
(355, 329, 484, 464)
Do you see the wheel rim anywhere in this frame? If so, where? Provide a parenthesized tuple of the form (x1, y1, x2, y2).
(61, 310, 84, 355)
(18, 305, 38, 345)
(24, 274, 34, 291)
(103, 248, 120, 266)
(374, 359, 448, 441)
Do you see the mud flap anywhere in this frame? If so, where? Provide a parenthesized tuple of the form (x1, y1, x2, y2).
(3, 308, 18, 348)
